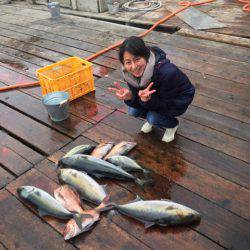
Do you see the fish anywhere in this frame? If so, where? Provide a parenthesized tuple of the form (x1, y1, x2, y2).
(17, 186, 92, 228)
(63, 196, 110, 240)
(57, 154, 150, 188)
(58, 168, 111, 206)
(63, 144, 95, 158)
(91, 142, 114, 159)
(104, 141, 137, 160)
(112, 196, 201, 228)
(106, 155, 150, 174)
(54, 185, 84, 214)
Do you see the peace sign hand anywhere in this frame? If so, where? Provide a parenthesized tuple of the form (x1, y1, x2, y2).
(108, 82, 132, 101)
(138, 82, 156, 102)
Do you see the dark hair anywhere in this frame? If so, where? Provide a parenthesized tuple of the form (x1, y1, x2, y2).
(119, 36, 150, 64)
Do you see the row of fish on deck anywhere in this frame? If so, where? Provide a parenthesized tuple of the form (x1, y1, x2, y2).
(17, 141, 201, 240)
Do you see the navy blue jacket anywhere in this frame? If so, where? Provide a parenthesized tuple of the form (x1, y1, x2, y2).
(124, 47, 195, 117)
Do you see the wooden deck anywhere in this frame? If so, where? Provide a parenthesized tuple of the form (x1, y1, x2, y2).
(0, 2, 249, 249)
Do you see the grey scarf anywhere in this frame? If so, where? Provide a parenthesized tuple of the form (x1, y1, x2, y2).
(122, 51, 156, 88)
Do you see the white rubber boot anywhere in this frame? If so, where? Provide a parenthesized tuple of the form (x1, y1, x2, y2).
(162, 125, 178, 143)
(141, 122, 153, 133)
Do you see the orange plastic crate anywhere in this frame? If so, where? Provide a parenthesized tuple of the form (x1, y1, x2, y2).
(36, 57, 95, 101)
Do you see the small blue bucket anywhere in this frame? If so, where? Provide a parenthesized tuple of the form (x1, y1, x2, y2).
(47, 2, 61, 19)
(42, 91, 69, 122)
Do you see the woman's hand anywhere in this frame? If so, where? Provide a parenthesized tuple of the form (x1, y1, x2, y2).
(138, 82, 156, 102)
(108, 82, 132, 100)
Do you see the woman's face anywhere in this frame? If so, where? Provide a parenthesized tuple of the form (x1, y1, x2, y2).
(123, 51, 147, 78)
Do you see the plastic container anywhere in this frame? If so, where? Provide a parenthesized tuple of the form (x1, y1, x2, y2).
(42, 91, 69, 122)
(106, 1, 119, 14)
(47, 2, 61, 19)
(36, 57, 95, 101)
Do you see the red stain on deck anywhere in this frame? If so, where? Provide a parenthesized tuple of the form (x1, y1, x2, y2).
(93, 65, 111, 77)
(0, 59, 28, 71)
(1, 147, 10, 155)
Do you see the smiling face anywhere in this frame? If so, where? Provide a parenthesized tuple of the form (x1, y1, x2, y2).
(123, 51, 147, 78)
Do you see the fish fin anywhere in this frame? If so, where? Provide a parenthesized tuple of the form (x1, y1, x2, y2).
(142, 169, 151, 175)
(144, 221, 155, 229)
(158, 223, 169, 227)
(136, 218, 155, 229)
(55, 159, 62, 169)
(101, 184, 108, 193)
(107, 209, 119, 222)
(38, 209, 49, 217)
(73, 213, 93, 230)
(129, 195, 143, 203)
(93, 173, 105, 179)
(96, 195, 116, 212)
(135, 178, 155, 189)
(160, 199, 171, 201)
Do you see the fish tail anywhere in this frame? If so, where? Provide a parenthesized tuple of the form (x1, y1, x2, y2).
(135, 178, 154, 189)
(63, 220, 78, 240)
(142, 169, 151, 175)
(73, 213, 93, 230)
(56, 159, 62, 169)
(107, 209, 119, 225)
(95, 195, 116, 212)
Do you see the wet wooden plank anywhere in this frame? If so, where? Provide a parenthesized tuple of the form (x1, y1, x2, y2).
(0, 167, 15, 189)
(0, 52, 40, 76)
(0, 36, 67, 63)
(179, 118, 249, 162)
(28, 15, 250, 63)
(0, 65, 45, 98)
(0, 21, 117, 58)
(49, 138, 249, 249)
(177, 28, 250, 48)
(6, 168, 152, 250)
(175, 136, 250, 189)
(0, 130, 43, 166)
(192, 94, 250, 124)
(0, 103, 71, 155)
(0, 242, 7, 250)
(0, 142, 31, 177)
(83, 119, 250, 220)
(0, 82, 93, 138)
(0, 44, 51, 68)
(0, 28, 118, 70)
(0, 189, 76, 250)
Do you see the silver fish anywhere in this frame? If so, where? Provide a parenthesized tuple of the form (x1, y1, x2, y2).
(91, 142, 114, 159)
(114, 196, 201, 228)
(58, 154, 150, 188)
(106, 155, 150, 174)
(58, 168, 109, 206)
(17, 186, 92, 226)
(63, 144, 95, 158)
(104, 141, 137, 159)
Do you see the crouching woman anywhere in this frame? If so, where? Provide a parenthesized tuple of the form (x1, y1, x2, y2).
(109, 36, 195, 143)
